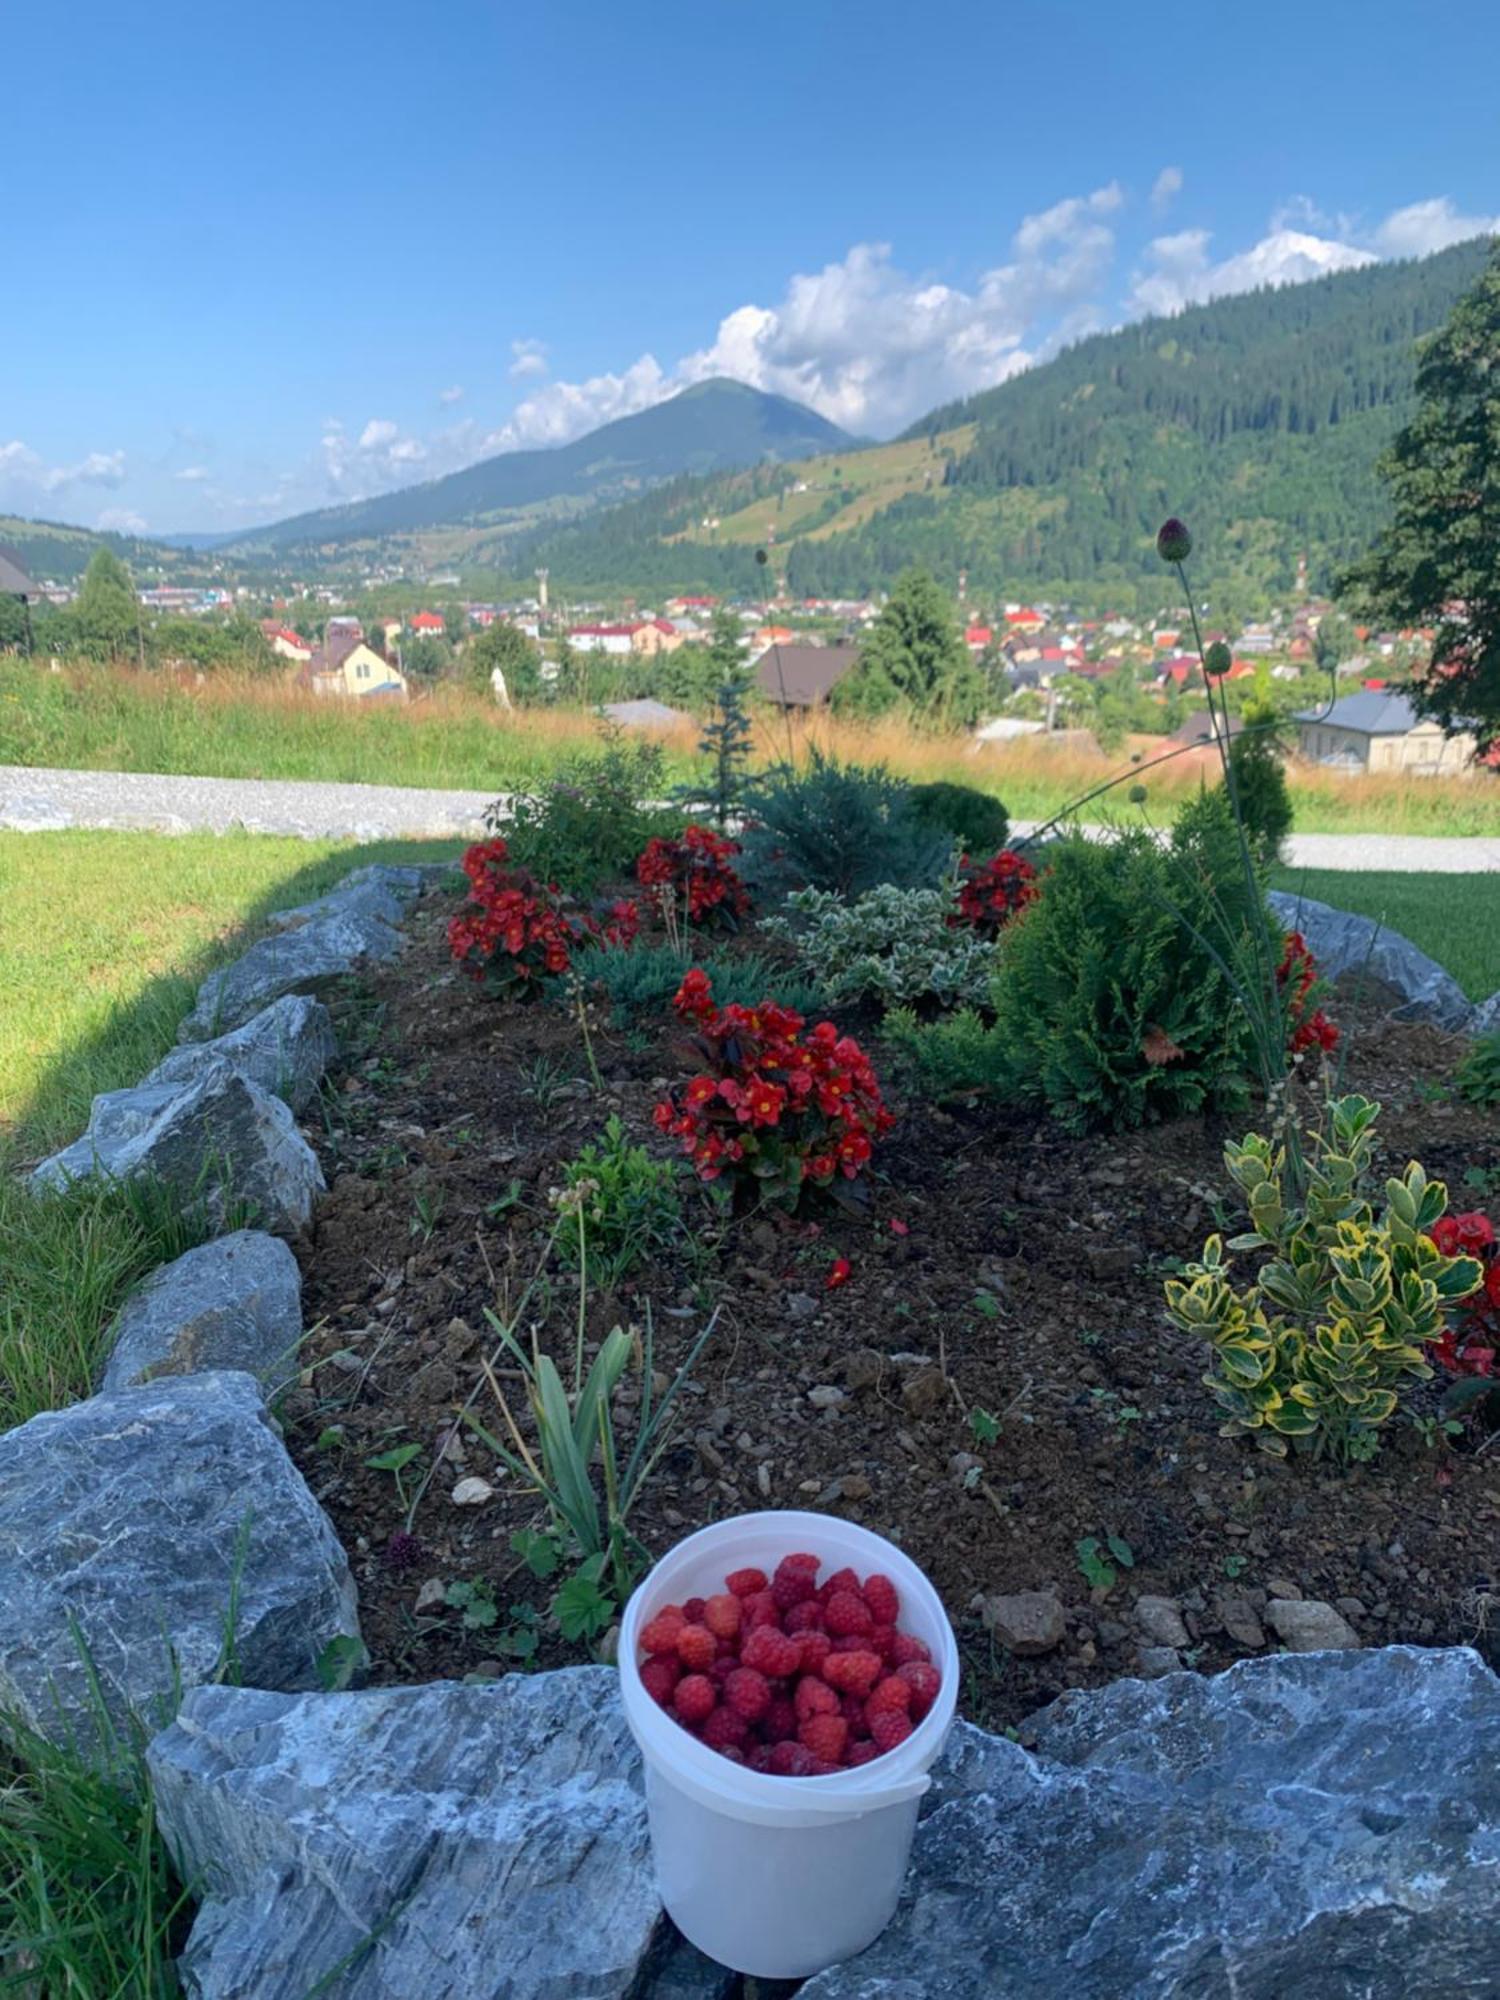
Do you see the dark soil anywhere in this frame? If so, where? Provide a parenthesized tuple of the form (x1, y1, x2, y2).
(281, 889, 1500, 1726)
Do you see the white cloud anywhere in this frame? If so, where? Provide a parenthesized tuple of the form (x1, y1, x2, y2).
(509, 338, 549, 380)
(1374, 196, 1500, 258)
(0, 441, 128, 513)
(1150, 166, 1183, 214)
(358, 418, 399, 450)
(1130, 225, 1376, 316)
(96, 507, 148, 533)
(438, 384, 465, 404)
(175, 465, 209, 481)
(45, 449, 126, 492)
(487, 354, 671, 449)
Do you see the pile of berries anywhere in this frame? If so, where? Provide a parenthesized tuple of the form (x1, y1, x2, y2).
(637, 1551, 941, 1776)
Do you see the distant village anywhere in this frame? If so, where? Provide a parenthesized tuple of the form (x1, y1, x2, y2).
(11, 557, 1483, 778)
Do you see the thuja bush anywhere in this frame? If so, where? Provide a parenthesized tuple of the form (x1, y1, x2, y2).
(761, 883, 996, 1010)
(989, 816, 1270, 1134)
(1456, 1031, 1500, 1107)
(884, 1003, 1009, 1102)
(653, 970, 893, 1208)
(1165, 1096, 1484, 1463)
(739, 751, 952, 900)
(908, 780, 1010, 854)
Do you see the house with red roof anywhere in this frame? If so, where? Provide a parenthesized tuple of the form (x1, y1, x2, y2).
(1004, 607, 1044, 631)
(259, 622, 312, 663)
(409, 611, 445, 636)
(964, 625, 993, 651)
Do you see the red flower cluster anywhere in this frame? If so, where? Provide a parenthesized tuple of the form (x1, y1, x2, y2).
(597, 898, 641, 949)
(448, 837, 580, 997)
(1277, 931, 1340, 1055)
(1430, 1211, 1498, 1379)
(954, 849, 1038, 938)
(653, 969, 893, 1204)
(637, 824, 751, 930)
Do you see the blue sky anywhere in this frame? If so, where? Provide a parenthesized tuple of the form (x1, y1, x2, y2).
(4, 0, 1498, 535)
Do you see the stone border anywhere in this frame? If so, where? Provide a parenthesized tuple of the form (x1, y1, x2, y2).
(5, 867, 1500, 1997)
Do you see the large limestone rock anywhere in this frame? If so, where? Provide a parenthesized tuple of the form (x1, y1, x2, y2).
(1268, 890, 1475, 1031)
(177, 912, 403, 1041)
(805, 1646, 1500, 1998)
(30, 1057, 323, 1235)
(99, 1230, 303, 1394)
(147, 1668, 664, 2000)
(0, 1371, 358, 1750)
(140, 994, 336, 1112)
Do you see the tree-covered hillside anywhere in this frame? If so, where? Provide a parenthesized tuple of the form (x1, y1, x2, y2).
(516, 239, 1494, 610)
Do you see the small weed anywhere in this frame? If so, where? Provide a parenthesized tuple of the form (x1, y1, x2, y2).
(410, 1185, 448, 1243)
(365, 1440, 422, 1508)
(315, 1633, 370, 1690)
(1076, 1534, 1135, 1591)
(971, 1289, 1001, 1321)
(445, 1578, 499, 1632)
(314, 1424, 346, 1452)
(518, 1052, 573, 1113)
(1222, 1553, 1249, 1580)
(969, 1407, 1001, 1446)
(553, 1554, 616, 1643)
(1089, 1387, 1141, 1429)
(1412, 1413, 1466, 1450)
(1462, 1163, 1500, 1199)
(486, 1178, 525, 1219)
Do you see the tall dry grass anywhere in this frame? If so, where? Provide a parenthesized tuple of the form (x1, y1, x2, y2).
(2, 660, 1497, 835)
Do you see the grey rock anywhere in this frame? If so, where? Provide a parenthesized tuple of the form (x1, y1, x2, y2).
(983, 1590, 1067, 1657)
(147, 1668, 662, 2000)
(141, 994, 336, 1111)
(1268, 890, 1475, 1030)
(1471, 989, 1500, 1036)
(1216, 1591, 1266, 1650)
(99, 1231, 303, 1394)
(1265, 1596, 1361, 1652)
(1134, 1645, 1182, 1678)
(270, 878, 408, 932)
(178, 912, 403, 1041)
(31, 1058, 323, 1236)
(1133, 1594, 1190, 1649)
(805, 1646, 1500, 1999)
(0, 1371, 358, 1750)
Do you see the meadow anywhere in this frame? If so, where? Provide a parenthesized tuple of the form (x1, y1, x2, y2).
(6, 659, 1500, 837)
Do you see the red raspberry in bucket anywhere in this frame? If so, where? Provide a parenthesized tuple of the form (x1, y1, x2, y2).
(703, 1593, 742, 1640)
(891, 1631, 931, 1667)
(899, 1661, 942, 1717)
(799, 1712, 848, 1763)
(674, 1623, 717, 1672)
(866, 1675, 913, 1721)
(794, 1675, 840, 1722)
(822, 1649, 883, 1697)
(703, 1705, 750, 1753)
(870, 1709, 914, 1753)
(640, 1657, 680, 1708)
(824, 1591, 874, 1639)
(640, 1609, 685, 1655)
(741, 1625, 801, 1678)
(674, 1675, 716, 1726)
(725, 1567, 767, 1598)
(723, 1667, 771, 1722)
(863, 1574, 900, 1626)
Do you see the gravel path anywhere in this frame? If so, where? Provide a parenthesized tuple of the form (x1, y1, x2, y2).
(1, 765, 1497, 871)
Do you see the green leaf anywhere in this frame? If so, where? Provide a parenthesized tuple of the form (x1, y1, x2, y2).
(553, 1571, 616, 1643)
(364, 1443, 421, 1475)
(1106, 1535, 1135, 1569)
(314, 1633, 368, 1691)
(511, 1528, 560, 1578)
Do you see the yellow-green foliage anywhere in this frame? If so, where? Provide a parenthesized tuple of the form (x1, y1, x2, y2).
(1165, 1095, 1483, 1462)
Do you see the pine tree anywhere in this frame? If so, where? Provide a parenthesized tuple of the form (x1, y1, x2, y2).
(697, 609, 753, 825)
(72, 549, 140, 661)
(833, 569, 987, 729)
(1339, 241, 1500, 746)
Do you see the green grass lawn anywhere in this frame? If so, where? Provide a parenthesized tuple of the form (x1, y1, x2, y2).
(1269, 866, 1500, 1002)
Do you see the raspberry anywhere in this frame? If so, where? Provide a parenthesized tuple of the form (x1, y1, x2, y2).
(674, 1674, 716, 1725)
(674, 1623, 717, 1672)
(718, 1744, 746, 1764)
(798, 1713, 848, 1763)
(779, 1552, 821, 1579)
(795, 1675, 840, 1722)
(703, 1593, 742, 1640)
(703, 1705, 750, 1752)
(798, 1631, 833, 1678)
(898, 1661, 942, 1717)
(808, 1758, 842, 1776)
(783, 1599, 825, 1635)
(891, 1632, 931, 1667)
(847, 1739, 880, 1766)
(709, 1655, 738, 1686)
(762, 1697, 798, 1743)
(867, 1624, 897, 1665)
(682, 1597, 707, 1624)
(724, 1667, 771, 1722)
(769, 1740, 818, 1777)
(840, 1694, 870, 1737)
(725, 1567, 768, 1599)
(640, 1657, 680, 1708)
(772, 1569, 818, 1612)
(863, 1573, 900, 1626)
(824, 1591, 874, 1639)
(819, 1566, 861, 1604)
(870, 1709, 913, 1752)
(743, 1590, 781, 1631)
(866, 1675, 912, 1720)
(822, 1649, 883, 1696)
(640, 1609, 685, 1656)
(748, 1743, 777, 1773)
(742, 1625, 801, 1678)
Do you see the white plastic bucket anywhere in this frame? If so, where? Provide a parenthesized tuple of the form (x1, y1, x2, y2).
(619, 1509, 959, 1979)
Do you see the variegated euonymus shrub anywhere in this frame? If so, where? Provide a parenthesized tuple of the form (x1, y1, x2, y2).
(760, 883, 996, 1010)
(1165, 1095, 1484, 1463)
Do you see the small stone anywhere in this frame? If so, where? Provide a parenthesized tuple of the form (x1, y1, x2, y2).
(902, 1369, 949, 1417)
(1335, 1596, 1367, 1623)
(450, 1476, 495, 1507)
(756, 1463, 772, 1498)
(1135, 1645, 1182, 1678)
(1265, 1598, 1360, 1653)
(807, 1385, 846, 1411)
(1217, 1593, 1267, 1650)
(983, 1590, 1067, 1657)
(786, 1292, 819, 1320)
(414, 1579, 447, 1614)
(842, 1348, 884, 1391)
(840, 1474, 872, 1502)
(1133, 1595, 1190, 1649)
(1085, 1245, 1137, 1279)
(1264, 1576, 1303, 1601)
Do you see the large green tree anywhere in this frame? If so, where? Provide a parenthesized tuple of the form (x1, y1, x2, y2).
(1338, 241, 1500, 746)
(72, 549, 140, 661)
(468, 618, 542, 704)
(833, 569, 987, 729)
